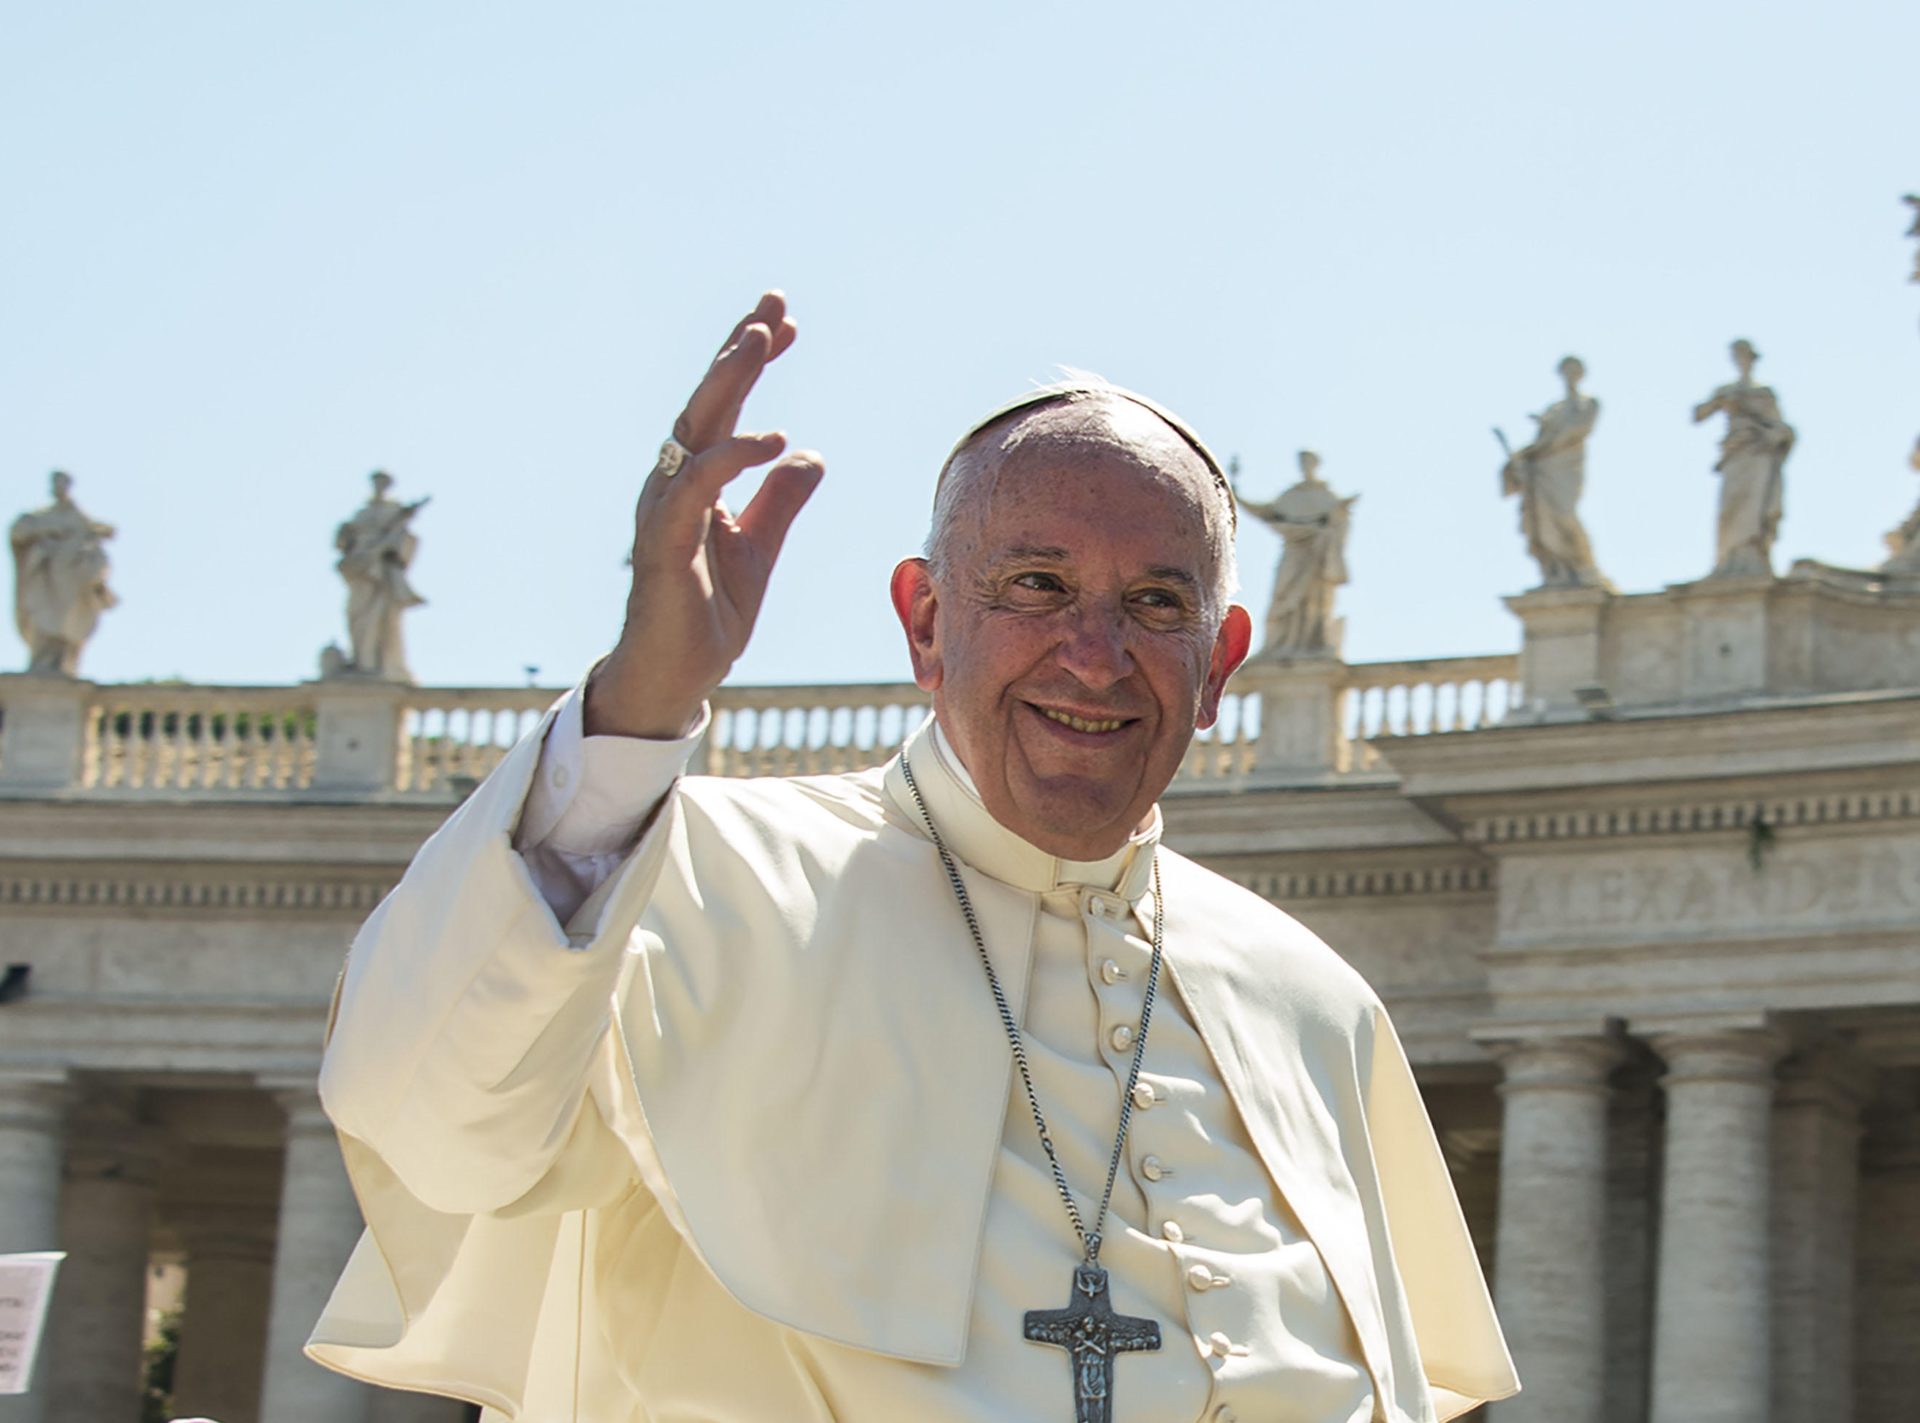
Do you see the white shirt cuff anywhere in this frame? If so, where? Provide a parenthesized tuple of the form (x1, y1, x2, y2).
(517, 684, 710, 857)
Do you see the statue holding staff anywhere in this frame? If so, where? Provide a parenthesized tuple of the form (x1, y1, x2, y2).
(9, 471, 118, 676)
(1497, 356, 1608, 588)
(334, 470, 428, 681)
(1904, 193, 1919, 284)
(1693, 339, 1794, 579)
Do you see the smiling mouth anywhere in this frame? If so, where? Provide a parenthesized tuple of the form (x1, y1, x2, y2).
(1035, 706, 1132, 734)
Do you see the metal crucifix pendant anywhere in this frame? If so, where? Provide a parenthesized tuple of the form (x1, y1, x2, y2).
(1023, 1263, 1162, 1423)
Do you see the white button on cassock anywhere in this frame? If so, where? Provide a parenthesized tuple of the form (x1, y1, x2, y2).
(1110, 1024, 1135, 1052)
(1209, 1331, 1236, 1357)
(1131, 1082, 1156, 1109)
(1141, 1155, 1168, 1182)
(1160, 1220, 1184, 1243)
(1099, 958, 1125, 985)
(1214, 1405, 1239, 1422)
(1186, 1264, 1214, 1291)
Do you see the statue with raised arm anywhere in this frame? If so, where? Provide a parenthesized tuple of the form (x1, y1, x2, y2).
(1499, 355, 1608, 588)
(334, 470, 428, 682)
(1693, 339, 1794, 579)
(9, 471, 118, 676)
(1234, 450, 1356, 658)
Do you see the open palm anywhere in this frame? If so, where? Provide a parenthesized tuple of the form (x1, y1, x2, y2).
(588, 292, 823, 739)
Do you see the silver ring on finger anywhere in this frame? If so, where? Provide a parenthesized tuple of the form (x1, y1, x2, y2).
(652, 437, 694, 480)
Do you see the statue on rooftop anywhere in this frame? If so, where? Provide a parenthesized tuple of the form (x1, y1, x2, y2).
(1886, 199, 1920, 575)
(1693, 339, 1794, 579)
(1498, 355, 1609, 589)
(1884, 441, 1920, 577)
(1234, 450, 1356, 658)
(9, 471, 118, 676)
(332, 470, 428, 682)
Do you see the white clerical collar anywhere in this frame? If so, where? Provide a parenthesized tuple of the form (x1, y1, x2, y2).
(884, 715, 1159, 900)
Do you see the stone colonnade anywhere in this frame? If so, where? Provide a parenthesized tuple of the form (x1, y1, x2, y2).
(4, 1028, 1914, 1422)
(0, 1074, 467, 1423)
(1476, 1017, 1911, 1423)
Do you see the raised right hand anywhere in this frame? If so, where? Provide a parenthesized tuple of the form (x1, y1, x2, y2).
(586, 292, 824, 739)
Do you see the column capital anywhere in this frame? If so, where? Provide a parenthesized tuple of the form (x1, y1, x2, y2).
(1638, 1017, 1791, 1087)
(1472, 1020, 1627, 1094)
(0, 1070, 71, 1131)
(258, 1076, 334, 1137)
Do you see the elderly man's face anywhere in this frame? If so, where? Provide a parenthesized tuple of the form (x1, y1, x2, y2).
(892, 407, 1251, 860)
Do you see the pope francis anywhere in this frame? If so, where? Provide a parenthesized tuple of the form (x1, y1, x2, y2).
(308, 293, 1519, 1422)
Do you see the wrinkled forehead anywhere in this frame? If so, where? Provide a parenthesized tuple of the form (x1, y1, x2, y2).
(938, 385, 1236, 529)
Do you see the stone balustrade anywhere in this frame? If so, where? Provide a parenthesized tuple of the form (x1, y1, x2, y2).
(89, 686, 319, 792)
(1341, 654, 1525, 773)
(0, 652, 1521, 799)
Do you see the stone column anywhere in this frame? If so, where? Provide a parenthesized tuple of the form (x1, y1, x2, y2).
(1602, 1072, 1660, 1423)
(1769, 1048, 1870, 1423)
(1853, 1107, 1920, 1417)
(1645, 1025, 1787, 1423)
(1480, 1029, 1623, 1423)
(0, 1073, 69, 1423)
(171, 1205, 276, 1423)
(258, 1088, 374, 1423)
(46, 1091, 159, 1423)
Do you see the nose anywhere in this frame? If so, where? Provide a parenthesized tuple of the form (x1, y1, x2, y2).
(1054, 605, 1135, 690)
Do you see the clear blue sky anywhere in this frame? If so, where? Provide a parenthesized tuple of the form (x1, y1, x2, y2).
(5, 1, 1917, 689)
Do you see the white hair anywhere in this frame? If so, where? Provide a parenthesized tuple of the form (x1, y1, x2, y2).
(925, 379, 1239, 616)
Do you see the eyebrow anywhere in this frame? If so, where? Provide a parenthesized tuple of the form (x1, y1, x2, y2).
(1145, 566, 1201, 590)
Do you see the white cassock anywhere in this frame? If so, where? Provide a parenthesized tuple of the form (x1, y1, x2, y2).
(308, 692, 1518, 1422)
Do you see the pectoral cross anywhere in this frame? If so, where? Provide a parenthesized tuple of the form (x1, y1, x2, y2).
(1023, 1263, 1161, 1423)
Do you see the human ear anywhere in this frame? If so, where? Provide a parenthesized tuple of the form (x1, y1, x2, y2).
(1196, 604, 1252, 729)
(890, 558, 944, 692)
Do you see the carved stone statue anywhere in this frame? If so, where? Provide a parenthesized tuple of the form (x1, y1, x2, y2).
(1884, 441, 1920, 577)
(333, 471, 428, 682)
(9, 471, 118, 676)
(1905, 194, 1919, 284)
(1234, 451, 1356, 658)
(1499, 356, 1608, 588)
(1692, 340, 1794, 579)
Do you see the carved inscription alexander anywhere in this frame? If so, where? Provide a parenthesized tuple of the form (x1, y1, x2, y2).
(1499, 838, 1920, 944)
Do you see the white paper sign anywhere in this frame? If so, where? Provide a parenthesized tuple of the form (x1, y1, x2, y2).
(0, 1253, 64, 1395)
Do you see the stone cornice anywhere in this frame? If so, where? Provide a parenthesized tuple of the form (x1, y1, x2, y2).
(1375, 693, 1920, 799)
(1162, 781, 1458, 855)
(0, 797, 450, 865)
(1467, 783, 1920, 846)
(1219, 858, 1496, 902)
(0, 868, 393, 915)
